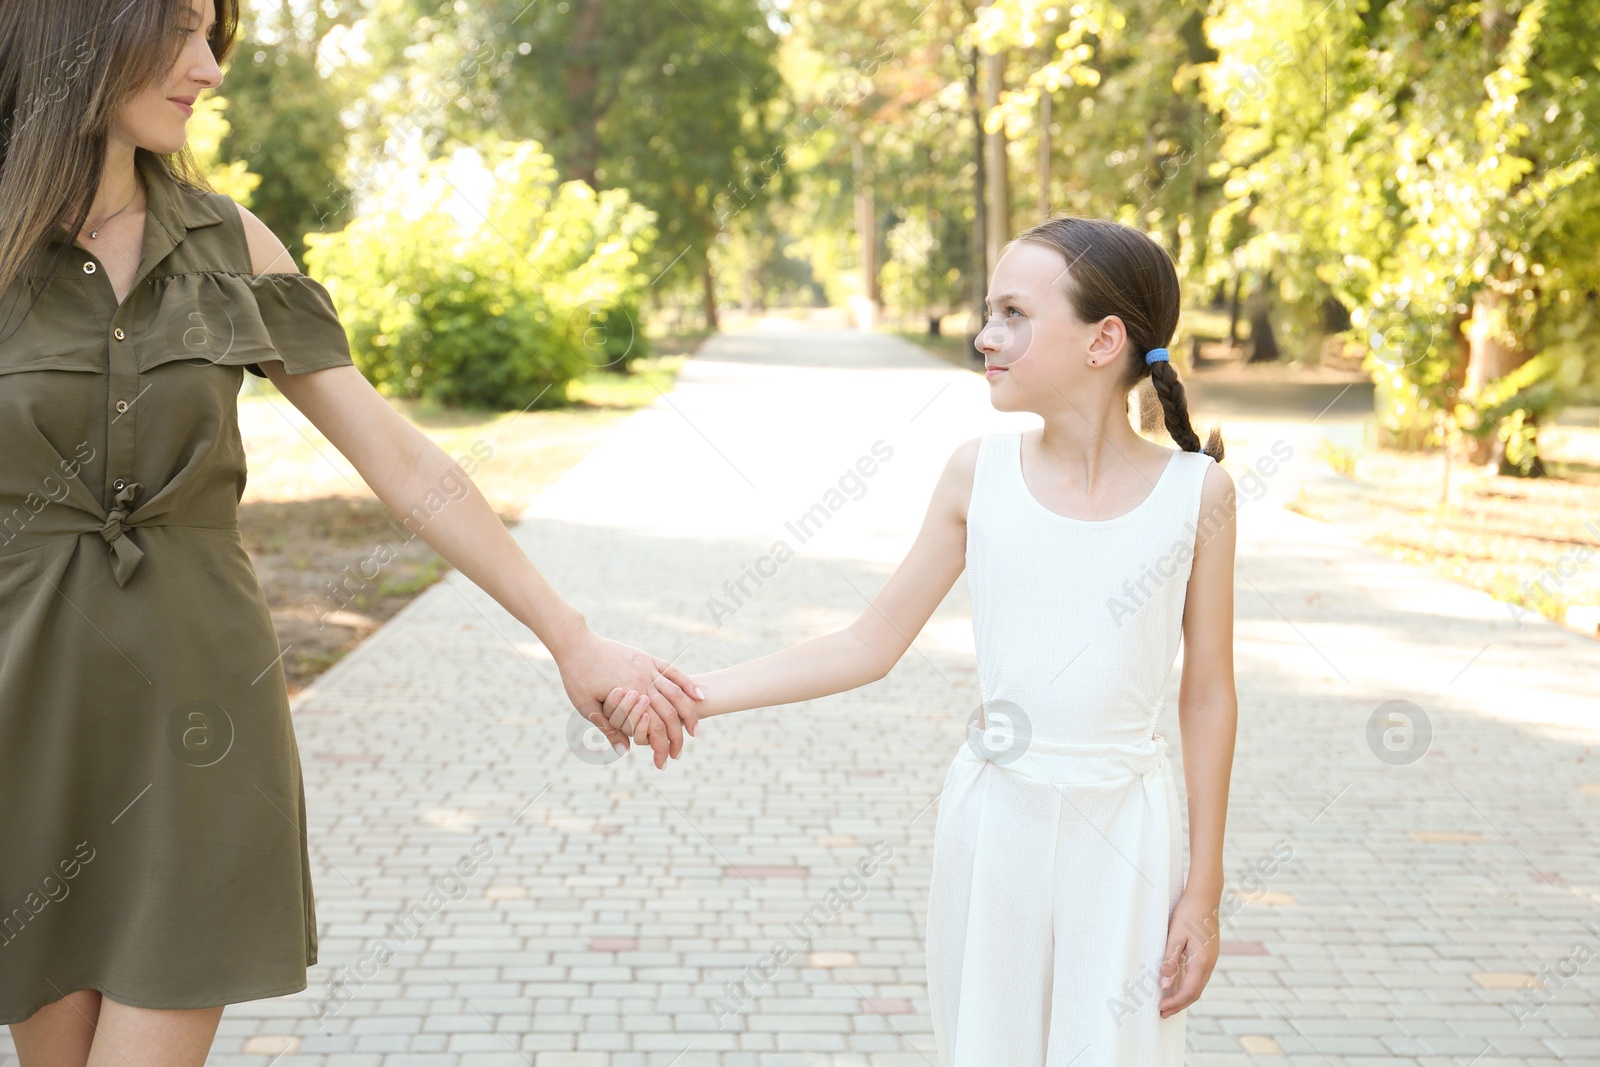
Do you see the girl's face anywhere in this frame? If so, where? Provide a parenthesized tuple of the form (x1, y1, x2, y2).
(111, 0, 222, 155)
(975, 241, 1127, 414)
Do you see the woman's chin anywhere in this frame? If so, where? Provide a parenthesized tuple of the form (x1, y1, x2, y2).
(136, 128, 189, 157)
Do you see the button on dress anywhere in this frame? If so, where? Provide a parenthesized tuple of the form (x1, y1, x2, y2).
(0, 149, 354, 1022)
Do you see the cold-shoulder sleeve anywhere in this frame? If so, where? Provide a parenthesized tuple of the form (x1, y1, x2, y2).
(242, 271, 355, 378)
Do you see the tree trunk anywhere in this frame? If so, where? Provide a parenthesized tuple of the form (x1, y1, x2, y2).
(852, 136, 879, 327)
(1510, 411, 1548, 477)
(565, 0, 606, 188)
(968, 38, 986, 362)
(1319, 295, 1350, 366)
(701, 253, 718, 331)
(1464, 285, 1532, 466)
(1227, 274, 1242, 347)
(1037, 73, 1051, 219)
(924, 143, 937, 321)
(1245, 275, 1279, 363)
(1482, 0, 1515, 63)
(981, 49, 1009, 285)
(1321, 295, 1351, 333)
(1461, 6, 1537, 469)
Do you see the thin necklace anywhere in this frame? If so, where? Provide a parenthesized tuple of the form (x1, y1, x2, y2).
(86, 179, 142, 240)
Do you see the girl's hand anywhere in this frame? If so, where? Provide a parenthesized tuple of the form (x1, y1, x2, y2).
(1158, 890, 1221, 1017)
(556, 630, 702, 767)
(599, 686, 676, 770)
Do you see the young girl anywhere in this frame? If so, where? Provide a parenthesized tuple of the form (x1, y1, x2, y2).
(609, 217, 1238, 1064)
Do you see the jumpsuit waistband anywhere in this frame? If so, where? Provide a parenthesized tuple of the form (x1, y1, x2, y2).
(960, 720, 1170, 787)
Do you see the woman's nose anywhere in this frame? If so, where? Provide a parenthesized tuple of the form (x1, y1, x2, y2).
(192, 45, 224, 88)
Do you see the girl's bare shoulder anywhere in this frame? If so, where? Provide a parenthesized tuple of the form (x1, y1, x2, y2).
(934, 436, 985, 521)
(947, 435, 984, 475)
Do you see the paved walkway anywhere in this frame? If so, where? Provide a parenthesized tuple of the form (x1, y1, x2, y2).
(10, 325, 1600, 1065)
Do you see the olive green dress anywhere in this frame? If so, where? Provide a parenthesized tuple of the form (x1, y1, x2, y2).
(0, 149, 353, 1022)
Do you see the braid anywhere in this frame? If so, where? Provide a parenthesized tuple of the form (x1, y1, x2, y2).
(1148, 360, 1224, 462)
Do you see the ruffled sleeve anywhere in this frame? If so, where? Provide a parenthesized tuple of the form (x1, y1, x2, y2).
(242, 272, 355, 378)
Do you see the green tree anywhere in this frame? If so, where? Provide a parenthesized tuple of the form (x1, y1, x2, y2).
(774, 0, 981, 328)
(219, 40, 351, 262)
(1202, 0, 1600, 472)
(351, 0, 784, 329)
(974, 1, 1228, 289)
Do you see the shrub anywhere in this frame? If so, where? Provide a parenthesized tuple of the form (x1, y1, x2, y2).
(304, 140, 656, 409)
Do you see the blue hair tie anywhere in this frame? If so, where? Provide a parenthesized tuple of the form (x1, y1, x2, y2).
(1145, 347, 1170, 365)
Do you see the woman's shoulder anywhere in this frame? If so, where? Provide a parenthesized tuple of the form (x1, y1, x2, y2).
(153, 180, 330, 308)
(141, 159, 299, 280)
(167, 180, 298, 279)
(137, 167, 353, 376)
(230, 200, 304, 278)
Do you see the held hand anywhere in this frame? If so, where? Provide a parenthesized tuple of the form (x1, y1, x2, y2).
(1158, 890, 1221, 1017)
(601, 672, 715, 770)
(600, 686, 674, 770)
(556, 629, 702, 768)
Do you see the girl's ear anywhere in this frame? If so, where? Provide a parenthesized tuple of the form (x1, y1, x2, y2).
(1086, 314, 1127, 367)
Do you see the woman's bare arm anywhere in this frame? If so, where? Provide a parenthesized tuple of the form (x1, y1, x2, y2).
(236, 204, 701, 768)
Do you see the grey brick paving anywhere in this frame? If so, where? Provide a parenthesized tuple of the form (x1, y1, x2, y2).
(5, 325, 1600, 1065)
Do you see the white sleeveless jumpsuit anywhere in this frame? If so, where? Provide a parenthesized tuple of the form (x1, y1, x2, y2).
(925, 431, 1215, 1065)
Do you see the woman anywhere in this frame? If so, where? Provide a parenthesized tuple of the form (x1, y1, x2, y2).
(0, 1, 700, 1062)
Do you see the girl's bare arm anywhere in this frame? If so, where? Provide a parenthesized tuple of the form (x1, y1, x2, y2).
(605, 439, 979, 733)
(1160, 460, 1240, 1016)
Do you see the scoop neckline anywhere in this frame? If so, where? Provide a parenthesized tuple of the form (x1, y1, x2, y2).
(1011, 432, 1180, 526)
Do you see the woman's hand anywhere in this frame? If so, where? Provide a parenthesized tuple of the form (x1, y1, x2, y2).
(1158, 890, 1221, 1017)
(556, 630, 702, 769)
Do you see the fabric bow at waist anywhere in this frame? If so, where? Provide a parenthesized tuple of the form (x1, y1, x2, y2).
(99, 481, 145, 587)
(961, 719, 1169, 787)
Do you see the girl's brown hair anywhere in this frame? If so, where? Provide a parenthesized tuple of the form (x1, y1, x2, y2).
(1013, 216, 1224, 462)
(0, 0, 240, 298)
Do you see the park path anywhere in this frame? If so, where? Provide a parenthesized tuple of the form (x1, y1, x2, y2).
(11, 323, 1600, 1066)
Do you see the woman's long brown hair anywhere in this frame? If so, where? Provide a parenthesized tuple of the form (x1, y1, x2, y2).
(0, 0, 240, 300)
(1013, 216, 1225, 462)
